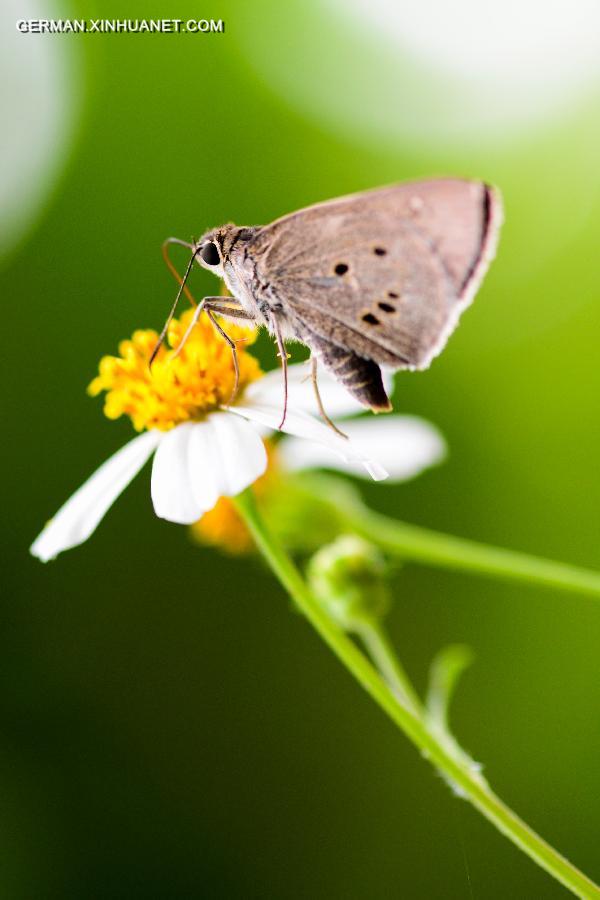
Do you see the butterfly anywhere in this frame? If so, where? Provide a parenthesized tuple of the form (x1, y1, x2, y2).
(154, 178, 502, 431)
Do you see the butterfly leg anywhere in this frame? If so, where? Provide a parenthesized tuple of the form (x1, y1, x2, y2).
(202, 301, 254, 321)
(203, 300, 255, 404)
(305, 332, 392, 412)
(170, 296, 210, 359)
(310, 356, 348, 439)
(271, 317, 289, 430)
(205, 308, 240, 403)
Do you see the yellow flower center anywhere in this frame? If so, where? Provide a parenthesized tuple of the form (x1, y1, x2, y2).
(88, 309, 262, 431)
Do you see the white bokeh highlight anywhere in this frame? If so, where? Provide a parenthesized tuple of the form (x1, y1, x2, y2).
(0, 0, 80, 257)
(332, 0, 600, 134)
(237, 0, 600, 146)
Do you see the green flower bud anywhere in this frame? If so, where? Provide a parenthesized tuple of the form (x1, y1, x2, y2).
(307, 535, 391, 631)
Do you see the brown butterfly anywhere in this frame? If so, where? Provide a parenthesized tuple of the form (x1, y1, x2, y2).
(154, 178, 502, 431)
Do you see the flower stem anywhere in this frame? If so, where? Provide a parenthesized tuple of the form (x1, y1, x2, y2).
(299, 476, 600, 600)
(234, 488, 600, 899)
(354, 619, 422, 715)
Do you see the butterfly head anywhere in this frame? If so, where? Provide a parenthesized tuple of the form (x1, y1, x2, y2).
(195, 225, 259, 276)
(194, 228, 226, 277)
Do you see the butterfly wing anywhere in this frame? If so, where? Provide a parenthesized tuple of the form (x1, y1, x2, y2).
(249, 179, 502, 371)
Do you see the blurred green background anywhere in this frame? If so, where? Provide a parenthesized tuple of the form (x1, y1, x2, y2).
(2, 0, 599, 896)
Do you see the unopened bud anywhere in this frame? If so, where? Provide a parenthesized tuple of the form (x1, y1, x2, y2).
(307, 535, 391, 631)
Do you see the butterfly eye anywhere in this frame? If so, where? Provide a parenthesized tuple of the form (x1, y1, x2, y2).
(200, 242, 220, 266)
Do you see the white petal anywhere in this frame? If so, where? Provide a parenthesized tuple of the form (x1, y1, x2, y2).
(186, 422, 222, 512)
(246, 362, 394, 419)
(278, 415, 446, 482)
(30, 430, 161, 562)
(208, 412, 268, 497)
(151, 415, 267, 525)
(151, 423, 207, 524)
(227, 401, 388, 481)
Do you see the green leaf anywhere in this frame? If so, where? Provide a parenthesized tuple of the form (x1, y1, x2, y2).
(425, 644, 474, 734)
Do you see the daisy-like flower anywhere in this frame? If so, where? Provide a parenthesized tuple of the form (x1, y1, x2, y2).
(30, 309, 445, 562)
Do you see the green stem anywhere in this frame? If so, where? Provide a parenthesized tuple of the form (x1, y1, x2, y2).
(354, 620, 422, 715)
(234, 488, 600, 899)
(307, 480, 600, 600)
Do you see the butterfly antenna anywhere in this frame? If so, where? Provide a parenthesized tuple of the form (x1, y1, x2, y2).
(149, 243, 201, 369)
(161, 237, 198, 307)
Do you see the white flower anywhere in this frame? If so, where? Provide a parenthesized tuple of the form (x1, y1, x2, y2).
(263, 364, 446, 481)
(30, 362, 445, 563)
